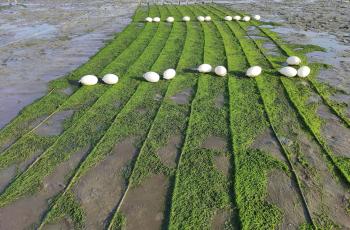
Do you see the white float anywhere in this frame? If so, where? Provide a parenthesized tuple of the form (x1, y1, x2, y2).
(242, 16, 251, 22)
(102, 74, 119, 85)
(233, 15, 241, 21)
(153, 17, 161, 22)
(79, 75, 98, 86)
(253, 15, 261, 21)
(145, 17, 153, 22)
(204, 16, 212, 21)
(198, 64, 212, 73)
(224, 16, 233, 21)
(214, 66, 227, 77)
(279, 66, 298, 77)
(183, 16, 191, 22)
(246, 66, 262, 77)
(163, 68, 176, 80)
(197, 16, 205, 22)
(297, 66, 311, 78)
(166, 17, 174, 23)
(143, 72, 160, 82)
(286, 56, 301, 65)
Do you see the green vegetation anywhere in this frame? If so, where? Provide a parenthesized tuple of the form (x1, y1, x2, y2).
(0, 4, 349, 230)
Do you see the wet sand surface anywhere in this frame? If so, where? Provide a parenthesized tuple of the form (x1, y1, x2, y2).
(0, 145, 89, 229)
(73, 138, 137, 229)
(0, 0, 137, 129)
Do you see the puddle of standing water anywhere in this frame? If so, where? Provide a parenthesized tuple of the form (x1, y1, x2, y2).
(34, 110, 74, 136)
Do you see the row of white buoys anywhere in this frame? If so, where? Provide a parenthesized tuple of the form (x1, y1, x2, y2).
(225, 15, 260, 22)
(197, 16, 212, 22)
(246, 66, 262, 77)
(183, 16, 191, 22)
(279, 56, 311, 78)
(79, 74, 119, 86)
(144, 68, 177, 82)
(197, 64, 228, 77)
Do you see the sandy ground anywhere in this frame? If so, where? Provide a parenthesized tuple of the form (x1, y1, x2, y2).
(0, 0, 137, 128)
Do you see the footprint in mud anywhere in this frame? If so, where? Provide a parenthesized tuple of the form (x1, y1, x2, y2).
(170, 88, 194, 105)
(34, 110, 74, 136)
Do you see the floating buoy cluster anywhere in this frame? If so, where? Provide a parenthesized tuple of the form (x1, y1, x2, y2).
(225, 15, 260, 21)
(143, 69, 177, 83)
(246, 66, 262, 77)
(79, 74, 119, 86)
(279, 56, 311, 78)
(197, 64, 227, 77)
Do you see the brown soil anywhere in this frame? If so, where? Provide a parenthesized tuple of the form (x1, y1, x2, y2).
(157, 135, 182, 168)
(211, 209, 232, 230)
(120, 174, 169, 230)
(0, 145, 88, 229)
(73, 138, 137, 229)
(213, 153, 231, 178)
(215, 93, 227, 108)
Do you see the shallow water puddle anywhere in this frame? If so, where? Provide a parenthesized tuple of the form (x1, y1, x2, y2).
(0, 150, 41, 193)
(201, 136, 228, 152)
(170, 88, 194, 105)
(73, 138, 137, 229)
(0, 146, 88, 229)
(34, 110, 74, 136)
(262, 41, 280, 56)
(266, 169, 308, 229)
(157, 135, 181, 168)
(251, 129, 286, 163)
(120, 174, 169, 230)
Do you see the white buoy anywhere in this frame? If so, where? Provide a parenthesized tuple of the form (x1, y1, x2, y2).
(143, 72, 160, 82)
(286, 56, 302, 65)
(242, 16, 251, 22)
(279, 66, 298, 77)
(233, 15, 241, 21)
(153, 17, 161, 22)
(166, 17, 174, 23)
(253, 15, 261, 21)
(145, 17, 153, 22)
(224, 16, 233, 21)
(198, 64, 212, 73)
(183, 16, 191, 22)
(214, 66, 227, 77)
(163, 69, 176, 80)
(204, 16, 212, 21)
(197, 16, 205, 22)
(102, 74, 119, 85)
(246, 66, 262, 77)
(79, 75, 98, 86)
(297, 66, 311, 78)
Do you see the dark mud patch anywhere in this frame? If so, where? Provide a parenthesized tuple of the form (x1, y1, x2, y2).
(73, 138, 137, 229)
(211, 209, 233, 230)
(135, 107, 148, 114)
(0, 145, 88, 229)
(251, 129, 286, 163)
(61, 86, 74, 96)
(170, 88, 194, 105)
(0, 150, 41, 193)
(213, 154, 230, 178)
(120, 174, 169, 230)
(267, 169, 308, 229)
(34, 110, 74, 136)
(157, 135, 182, 168)
(154, 93, 163, 102)
(317, 104, 350, 158)
(201, 136, 228, 152)
(215, 93, 227, 108)
(43, 218, 72, 230)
